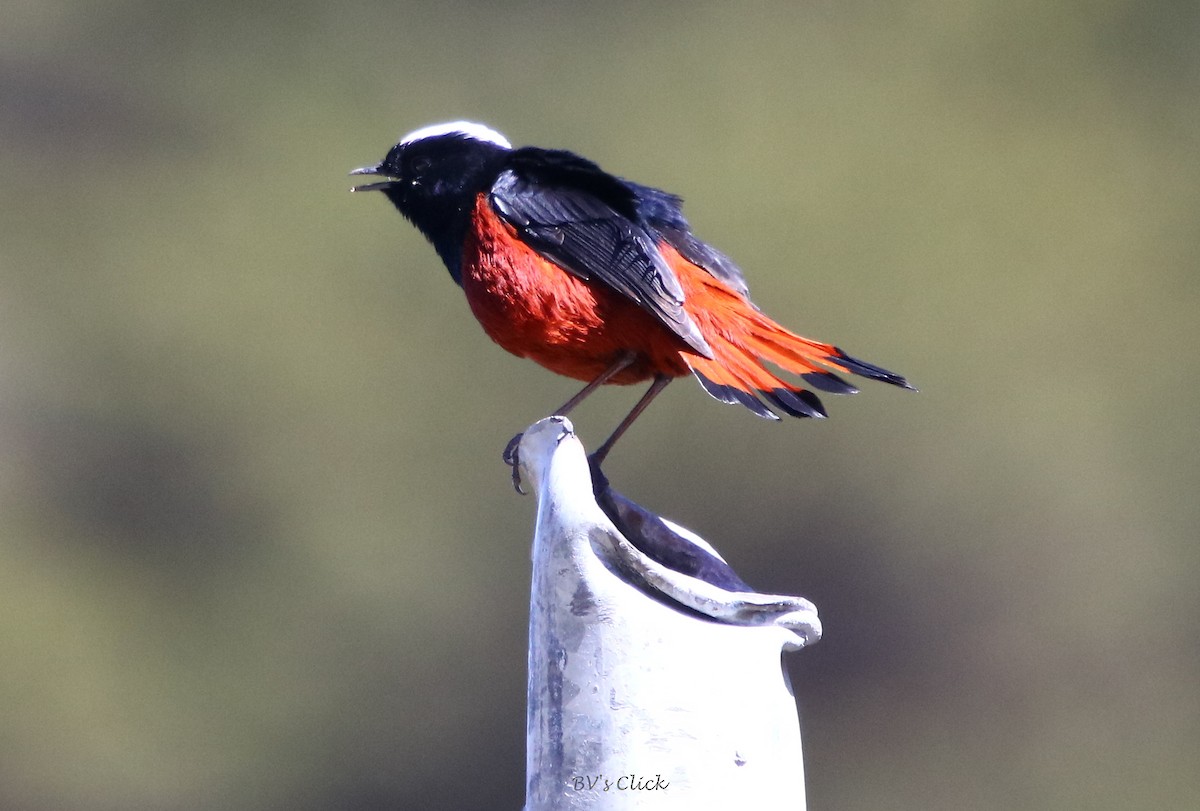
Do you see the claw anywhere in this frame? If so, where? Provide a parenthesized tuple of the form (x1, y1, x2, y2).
(503, 432, 527, 495)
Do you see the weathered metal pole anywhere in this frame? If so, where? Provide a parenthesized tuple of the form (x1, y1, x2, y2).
(518, 417, 820, 811)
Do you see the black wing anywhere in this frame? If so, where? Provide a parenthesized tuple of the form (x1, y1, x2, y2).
(626, 181, 752, 300)
(490, 148, 713, 358)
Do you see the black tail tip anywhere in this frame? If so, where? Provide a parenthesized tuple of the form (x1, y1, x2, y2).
(694, 372, 827, 420)
(801, 371, 859, 395)
(832, 349, 916, 391)
(761, 387, 827, 419)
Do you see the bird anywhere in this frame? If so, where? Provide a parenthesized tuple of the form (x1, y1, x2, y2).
(351, 121, 912, 482)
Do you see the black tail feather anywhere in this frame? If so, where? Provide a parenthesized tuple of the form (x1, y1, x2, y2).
(831, 349, 915, 390)
(695, 372, 830, 420)
(801, 371, 859, 395)
(693, 372, 778, 420)
(760, 387, 827, 419)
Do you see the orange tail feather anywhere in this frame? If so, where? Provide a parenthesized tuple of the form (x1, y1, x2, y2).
(668, 248, 912, 419)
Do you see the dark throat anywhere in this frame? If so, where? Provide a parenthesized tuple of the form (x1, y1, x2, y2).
(383, 151, 508, 286)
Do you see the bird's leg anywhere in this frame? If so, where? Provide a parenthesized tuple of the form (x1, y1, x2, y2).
(503, 351, 639, 493)
(588, 374, 672, 474)
(551, 350, 640, 418)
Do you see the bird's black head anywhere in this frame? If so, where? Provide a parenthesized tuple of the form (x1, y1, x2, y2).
(352, 121, 513, 282)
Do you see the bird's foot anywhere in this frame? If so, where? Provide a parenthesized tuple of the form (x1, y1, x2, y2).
(503, 432, 526, 495)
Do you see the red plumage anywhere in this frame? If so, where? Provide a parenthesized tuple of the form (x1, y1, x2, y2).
(463, 194, 691, 385)
(464, 194, 871, 402)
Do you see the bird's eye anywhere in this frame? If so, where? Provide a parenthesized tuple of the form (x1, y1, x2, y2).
(411, 156, 432, 173)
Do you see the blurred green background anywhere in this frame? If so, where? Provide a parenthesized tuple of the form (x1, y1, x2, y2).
(2, 0, 1197, 808)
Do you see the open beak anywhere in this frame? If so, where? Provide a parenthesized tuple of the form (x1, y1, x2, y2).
(349, 165, 397, 192)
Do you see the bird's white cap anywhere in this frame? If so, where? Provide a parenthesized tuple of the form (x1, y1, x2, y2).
(398, 120, 512, 149)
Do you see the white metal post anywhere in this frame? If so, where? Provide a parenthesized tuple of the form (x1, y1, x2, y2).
(518, 417, 819, 811)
